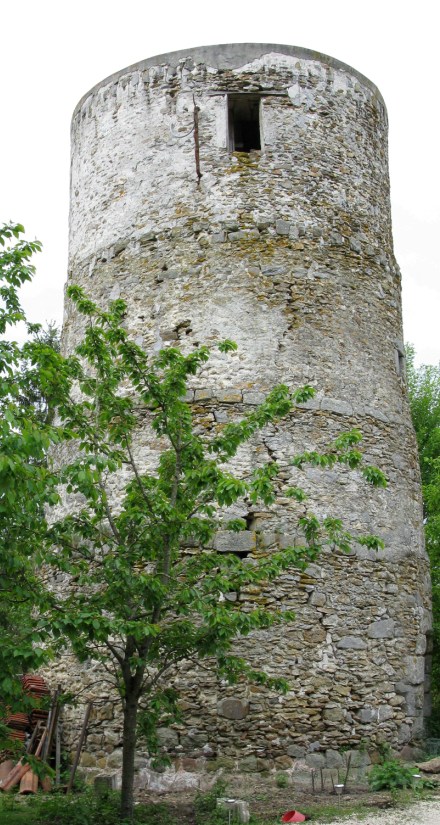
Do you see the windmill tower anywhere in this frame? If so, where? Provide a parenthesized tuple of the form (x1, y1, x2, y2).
(61, 44, 430, 777)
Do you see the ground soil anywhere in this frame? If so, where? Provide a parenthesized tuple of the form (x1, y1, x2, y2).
(138, 774, 440, 823)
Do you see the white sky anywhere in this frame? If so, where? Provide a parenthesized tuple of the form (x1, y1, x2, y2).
(1, 0, 438, 365)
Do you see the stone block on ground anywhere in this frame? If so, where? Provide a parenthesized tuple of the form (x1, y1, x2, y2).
(417, 756, 440, 773)
(217, 798, 250, 823)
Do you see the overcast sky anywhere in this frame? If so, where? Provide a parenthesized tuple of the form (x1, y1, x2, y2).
(1, 0, 438, 365)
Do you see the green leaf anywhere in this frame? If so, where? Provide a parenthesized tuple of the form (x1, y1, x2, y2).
(218, 339, 238, 353)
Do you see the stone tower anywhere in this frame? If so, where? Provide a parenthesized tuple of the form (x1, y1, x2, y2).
(63, 44, 431, 776)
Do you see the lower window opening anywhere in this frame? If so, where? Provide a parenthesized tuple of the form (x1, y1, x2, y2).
(228, 549, 250, 559)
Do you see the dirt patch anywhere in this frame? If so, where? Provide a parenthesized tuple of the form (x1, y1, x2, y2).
(137, 774, 440, 823)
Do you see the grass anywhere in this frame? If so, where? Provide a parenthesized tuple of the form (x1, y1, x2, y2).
(0, 791, 172, 825)
(0, 795, 40, 824)
(298, 801, 376, 822)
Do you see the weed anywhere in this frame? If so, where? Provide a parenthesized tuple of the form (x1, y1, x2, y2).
(194, 779, 228, 824)
(376, 742, 393, 763)
(368, 759, 416, 791)
(275, 772, 289, 789)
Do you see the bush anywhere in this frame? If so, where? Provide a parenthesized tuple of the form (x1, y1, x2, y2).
(368, 759, 417, 791)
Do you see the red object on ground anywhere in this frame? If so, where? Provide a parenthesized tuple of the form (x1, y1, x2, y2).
(281, 811, 307, 823)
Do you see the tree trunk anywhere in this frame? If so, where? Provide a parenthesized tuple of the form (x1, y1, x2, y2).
(120, 694, 139, 821)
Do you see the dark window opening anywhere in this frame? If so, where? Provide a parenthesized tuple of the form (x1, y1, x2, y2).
(228, 95, 261, 153)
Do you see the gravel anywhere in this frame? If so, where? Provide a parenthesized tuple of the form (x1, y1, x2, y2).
(329, 798, 440, 824)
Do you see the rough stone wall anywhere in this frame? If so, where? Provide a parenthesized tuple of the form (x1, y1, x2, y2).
(54, 44, 431, 779)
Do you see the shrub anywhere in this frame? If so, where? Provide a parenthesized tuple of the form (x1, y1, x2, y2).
(368, 759, 417, 791)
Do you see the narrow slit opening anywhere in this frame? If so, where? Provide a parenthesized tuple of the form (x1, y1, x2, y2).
(395, 345, 406, 379)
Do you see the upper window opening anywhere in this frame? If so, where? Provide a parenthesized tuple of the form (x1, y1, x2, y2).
(228, 95, 261, 153)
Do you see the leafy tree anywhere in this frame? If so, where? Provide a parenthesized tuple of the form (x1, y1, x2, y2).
(42, 287, 386, 820)
(406, 345, 440, 732)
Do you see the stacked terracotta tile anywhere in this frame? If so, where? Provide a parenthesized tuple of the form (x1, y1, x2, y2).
(4, 713, 28, 744)
(1, 674, 53, 794)
(21, 675, 50, 731)
(2, 675, 50, 748)
(21, 675, 50, 699)
(5, 713, 28, 728)
(4, 711, 28, 746)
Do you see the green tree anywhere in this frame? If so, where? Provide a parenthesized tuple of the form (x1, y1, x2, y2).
(42, 287, 386, 820)
(406, 345, 440, 732)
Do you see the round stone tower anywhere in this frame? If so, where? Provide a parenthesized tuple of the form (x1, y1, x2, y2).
(63, 44, 431, 775)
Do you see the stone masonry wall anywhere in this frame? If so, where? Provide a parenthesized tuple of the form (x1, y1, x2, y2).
(50, 45, 431, 782)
